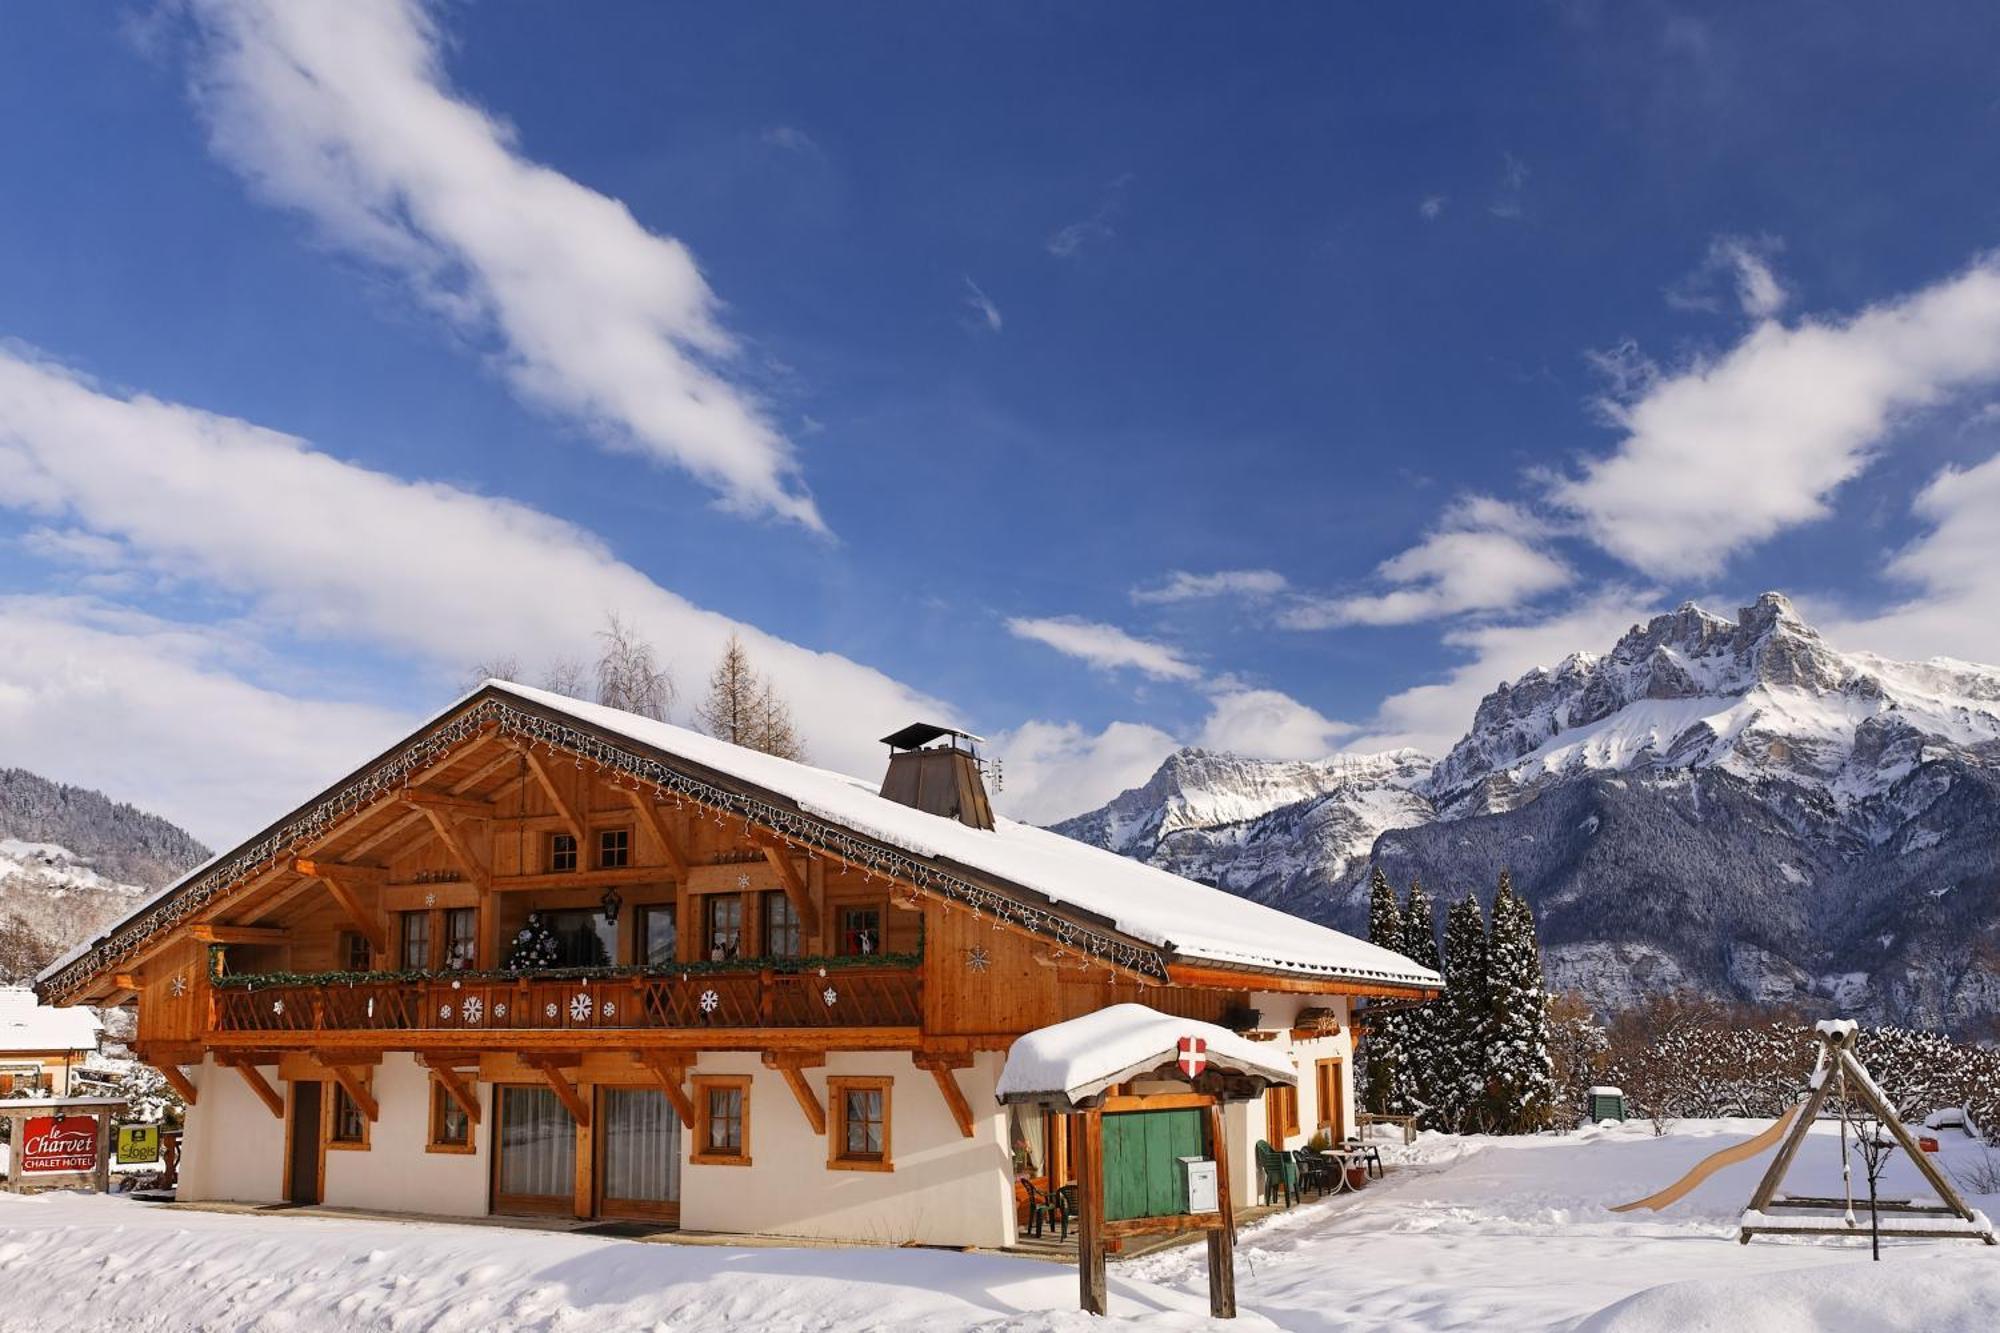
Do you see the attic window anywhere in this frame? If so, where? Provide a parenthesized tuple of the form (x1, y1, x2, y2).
(549, 833, 577, 873)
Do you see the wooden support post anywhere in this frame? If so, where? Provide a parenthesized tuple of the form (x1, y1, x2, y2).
(294, 859, 389, 955)
(635, 1053, 695, 1129)
(764, 1051, 826, 1135)
(427, 1063, 481, 1125)
(1745, 1057, 1837, 1216)
(326, 1065, 380, 1123)
(756, 841, 820, 939)
(1833, 1047, 1986, 1227)
(524, 1056, 590, 1130)
(520, 747, 587, 845)
(624, 789, 691, 881)
(188, 925, 292, 945)
(1205, 1100, 1238, 1318)
(914, 1054, 976, 1139)
(229, 1061, 285, 1119)
(412, 808, 492, 895)
(153, 1062, 199, 1107)
(1077, 1108, 1108, 1317)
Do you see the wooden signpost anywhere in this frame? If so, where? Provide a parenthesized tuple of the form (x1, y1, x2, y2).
(1, 1097, 127, 1195)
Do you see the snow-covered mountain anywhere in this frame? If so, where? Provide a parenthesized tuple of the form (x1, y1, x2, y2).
(0, 770, 207, 982)
(1055, 593, 2000, 1030)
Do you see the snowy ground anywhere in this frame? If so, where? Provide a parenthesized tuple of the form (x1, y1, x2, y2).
(0, 1119, 1995, 1331)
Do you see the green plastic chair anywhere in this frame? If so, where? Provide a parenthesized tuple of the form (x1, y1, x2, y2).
(1255, 1139, 1298, 1207)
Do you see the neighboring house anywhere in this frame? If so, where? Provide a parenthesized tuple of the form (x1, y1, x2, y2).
(0, 985, 101, 1096)
(37, 682, 1438, 1244)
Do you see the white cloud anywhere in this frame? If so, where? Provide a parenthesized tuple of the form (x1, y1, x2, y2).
(1280, 496, 1572, 627)
(1047, 173, 1130, 259)
(182, 0, 822, 529)
(961, 276, 1003, 333)
(0, 346, 946, 793)
(1348, 587, 1660, 757)
(1666, 235, 1788, 320)
(0, 596, 411, 843)
(1490, 153, 1528, 220)
(1419, 195, 1446, 221)
(760, 126, 819, 153)
(1196, 688, 1355, 761)
(988, 718, 1179, 825)
(1830, 450, 2000, 666)
(1005, 616, 1199, 682)
(1131, 569, 1289, 605)
(1555, 254, 2000, 578)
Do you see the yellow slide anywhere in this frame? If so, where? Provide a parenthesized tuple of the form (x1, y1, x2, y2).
(1609, 1103, 1803, 1213)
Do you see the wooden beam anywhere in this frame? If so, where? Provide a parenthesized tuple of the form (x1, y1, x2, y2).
(1166, 962, 1439, 999)
(338, 810, 427, 864)
(635, 1053, 696, 1129)
(295, 861, 389, 955)
(292, 858, 388, 885)
(189, 924, 291, 945)
(430, 1063, 481, 1126)
(914, 1054, 975, 1139)
(415, 807, 492, 895)
(152, 1062, 198, 1107)
(489, 865, 670, 893)
(517, 746, 587, 845)
(449, 747, 517, 797)
(113, 972, 143, 992)
(399, 790, 496, 817)
(326, 1064, 380, 1123)
(624, 789, 690, 880)
(230, 1062, 285, 1119)
(206, 1025, 924, 1055)
(758, 841, 820, 939)
(762, 1050, 826, 1136)
(522, 1057, 590, 1130)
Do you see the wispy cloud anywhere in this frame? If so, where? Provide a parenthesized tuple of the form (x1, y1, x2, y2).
(1554, 254, 2000, 578)
(1666, 234, 1788, 319)
(1489, 152, 1529, 220)
(1131, 569, 1289, 605)
(1047, 173, 1132, 259)
(1419, 194, 1446, 221)
(181, 0, 823, 530)
(760, 125, 819, 153)
(1831, 448, 2000, 666)
(1006, 615, 1198, 681)
(962, 275, 1003, 333)
(1281, 496, 1572, 628)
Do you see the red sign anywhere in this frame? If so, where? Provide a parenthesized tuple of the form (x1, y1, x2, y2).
(1177, 1036, 1208, 1079)
(20, 1115, 98, 1174)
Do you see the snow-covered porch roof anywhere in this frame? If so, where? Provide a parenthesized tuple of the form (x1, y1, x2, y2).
(996, 1003, 1297, 1112)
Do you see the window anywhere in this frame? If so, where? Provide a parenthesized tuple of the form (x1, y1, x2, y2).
(443, 908, 478, 971)
(692, 1076, 750, 1165)
(837, 903, 883, 956)
(1264, 1083, 1300, 1142)
(828, 1077, 892, 1171)
(428, 1077, 474, 1153)
(704, 896, 743, 961)
(340, 931, 372, 972)
(542, 909, 617, 968)
(639, 904, 678, 967)
(1314, 1059, 1345, 1140)
(399, 911, 432, 971)
(762, 891, 801, 958)
(548, 832, 578, 873)
(327, 1082, 369, 1148)
(597, 827, 631, 869)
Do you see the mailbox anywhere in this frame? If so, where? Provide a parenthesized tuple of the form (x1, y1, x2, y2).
(1178, 1155, 1219, 1213)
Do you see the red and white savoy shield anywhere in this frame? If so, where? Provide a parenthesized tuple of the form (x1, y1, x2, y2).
(1176, 1035, 1208, 1079)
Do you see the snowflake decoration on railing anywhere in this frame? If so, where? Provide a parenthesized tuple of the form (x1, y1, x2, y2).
(438, 1003, 452, 1018)
(602, 1001, 617, 1019)
(698, 989, 720, 1014)
(271, 998, 285, 1016)
(462, 995, 483, 1024)
(493, 1002, 508, 1020)
(570, 992, 594, 1023)
(544, 1002, 559, 1019)
(822, 986, 839, 1007)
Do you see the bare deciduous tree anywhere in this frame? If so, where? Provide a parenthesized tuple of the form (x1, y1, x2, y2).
(463, 656, 523, 692)
(594, 613, 675, 720)
(540, 656, 588, 700)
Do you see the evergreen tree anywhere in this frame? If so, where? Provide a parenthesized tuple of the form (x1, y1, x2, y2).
(1438, 895, 1492, 1133)
(1360, 867, 1406, 1116)
(1485, 870, 1556, 1133)
(1399, 879, 1446, 1127)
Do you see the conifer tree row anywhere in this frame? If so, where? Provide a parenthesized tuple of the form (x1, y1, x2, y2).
(1361, 867, 1406, 1116)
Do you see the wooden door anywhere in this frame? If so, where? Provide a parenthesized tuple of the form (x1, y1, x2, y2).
(1315, 1059, 1346, 1141)
(286, 1080, 322, 1205)
(595, 1087, 680, 1222)
(492, 1084, 578, 1216)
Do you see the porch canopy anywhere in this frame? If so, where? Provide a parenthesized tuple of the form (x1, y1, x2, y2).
(997, 1003, 1296, 1112)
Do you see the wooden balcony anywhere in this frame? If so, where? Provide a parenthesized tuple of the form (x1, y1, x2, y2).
(209, 962, 923, 1044)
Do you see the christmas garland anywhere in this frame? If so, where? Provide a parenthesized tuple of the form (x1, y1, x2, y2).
(210, 948, 926, 992)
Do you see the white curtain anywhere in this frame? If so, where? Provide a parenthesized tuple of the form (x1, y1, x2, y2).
(499, 1086, 575, 1200)
(602, 1088, 680, 1205)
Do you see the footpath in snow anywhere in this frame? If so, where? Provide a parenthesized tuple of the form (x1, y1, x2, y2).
(0, 1119, 1996, 1331)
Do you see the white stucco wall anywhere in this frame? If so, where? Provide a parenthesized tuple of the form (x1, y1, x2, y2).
(320, 1054, 491, 1216)
(1226, 994, 1358, 1209)
(178, 1055, 285, 1204)
(678, 1050, 1015, 1249)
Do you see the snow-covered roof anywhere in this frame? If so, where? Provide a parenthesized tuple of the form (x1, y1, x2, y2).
(996, 1003, 1297, 1107)
(0, 987, 101, 1054)
(486, 682, 1440, 988)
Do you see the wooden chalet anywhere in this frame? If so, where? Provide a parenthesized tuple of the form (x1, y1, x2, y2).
(37, 682, 1439, 1246)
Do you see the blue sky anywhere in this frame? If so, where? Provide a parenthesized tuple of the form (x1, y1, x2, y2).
(6, 2, 2000, 842)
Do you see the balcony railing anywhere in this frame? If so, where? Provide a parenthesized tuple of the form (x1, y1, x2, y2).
(210, 959, 923, 1036)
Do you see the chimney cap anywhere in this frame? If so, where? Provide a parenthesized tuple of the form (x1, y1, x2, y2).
(879, 722, 985, 752)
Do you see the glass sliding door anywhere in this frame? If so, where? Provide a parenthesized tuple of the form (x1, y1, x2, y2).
(494, 1085, 576, 1215)
(598, 1087, 681, 1221)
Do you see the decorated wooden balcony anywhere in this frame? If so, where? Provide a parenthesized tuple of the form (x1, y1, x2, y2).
(209, 955, 924, 1041)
